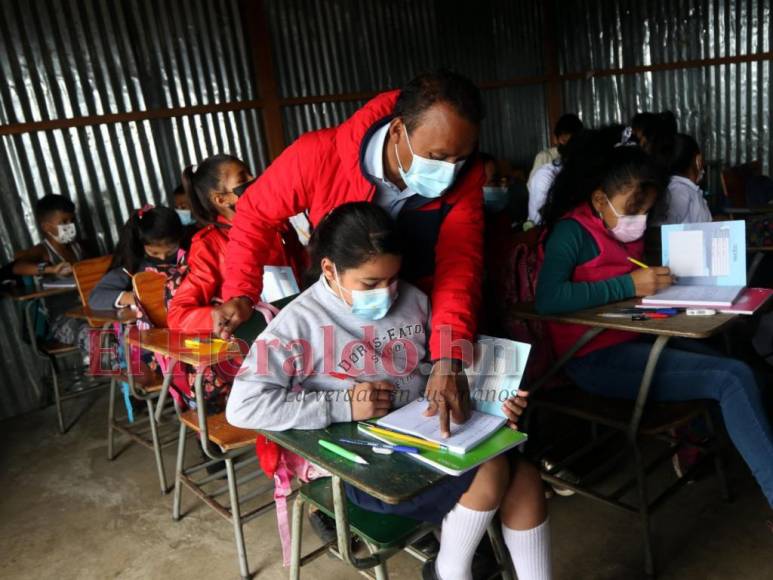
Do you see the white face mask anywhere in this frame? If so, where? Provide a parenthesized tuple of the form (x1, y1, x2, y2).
(333, 266, 399, 321)
(395, 125, 465, 198)
(605, 196, 647, 243)
(53, 223, 77, 244)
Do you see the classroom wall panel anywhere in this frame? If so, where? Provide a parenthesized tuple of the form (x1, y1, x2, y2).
(267, 0, 550, 165)
(559, 0, 772, 187)
(0, 0, 268, 420)
(266, 0, 545, 97)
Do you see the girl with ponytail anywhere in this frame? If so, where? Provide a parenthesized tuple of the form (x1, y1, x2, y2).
(168, 154, 306, 332)
(535, 127, 773, 510)
(89, 205, 184, 310)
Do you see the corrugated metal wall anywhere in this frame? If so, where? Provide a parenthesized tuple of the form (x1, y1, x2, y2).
(557, 0, 773, 192)
(0, 0, 266, 263)
(1, 0, 771, 418)
(0, 0, 267, 419)
(267, 0, 550, 162)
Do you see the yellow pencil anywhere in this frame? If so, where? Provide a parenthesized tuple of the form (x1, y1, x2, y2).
(360, 424, 447, 451)
(627, 257, 649, 269)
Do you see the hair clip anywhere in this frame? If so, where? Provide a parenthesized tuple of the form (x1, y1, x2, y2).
(137, 203, 154, 218)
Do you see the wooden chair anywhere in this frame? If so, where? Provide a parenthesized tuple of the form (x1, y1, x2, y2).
(171, 310, 277, 579)
(132, 271, 168, 328)
(109, 270, 177, 494)
(72, 255, 112, 325)
(32, 255, 113, 433)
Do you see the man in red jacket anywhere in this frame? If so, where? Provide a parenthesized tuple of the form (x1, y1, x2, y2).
(216, 70, 485, 437)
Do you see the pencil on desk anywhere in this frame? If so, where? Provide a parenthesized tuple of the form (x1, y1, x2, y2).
(627, 257, 649, 269)
(360, 423, 447, 451)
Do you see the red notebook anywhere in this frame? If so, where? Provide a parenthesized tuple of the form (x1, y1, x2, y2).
(718, 288, 773, 315)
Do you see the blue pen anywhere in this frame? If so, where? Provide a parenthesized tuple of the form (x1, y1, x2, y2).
(338, 438, 420, 454)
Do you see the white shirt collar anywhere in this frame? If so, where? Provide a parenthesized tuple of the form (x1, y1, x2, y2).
(363, 123, 391, 181)
(670, 175, 701, 192)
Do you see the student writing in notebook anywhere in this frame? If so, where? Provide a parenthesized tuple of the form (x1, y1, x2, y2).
(227, 202, 551, 580)
(88, 206, 186, 311)
(535, 127, 773, 511)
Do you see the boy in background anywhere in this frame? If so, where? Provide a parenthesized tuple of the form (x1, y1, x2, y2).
(13, 194, 90, 350)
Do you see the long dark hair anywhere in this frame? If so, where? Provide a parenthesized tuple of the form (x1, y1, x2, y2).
(110, 206, 183, 273)
(540, 126, 669, 233)
(668, 133, 701, 176)
(181, 154, 245, 225)
(308, 202, 402, 280)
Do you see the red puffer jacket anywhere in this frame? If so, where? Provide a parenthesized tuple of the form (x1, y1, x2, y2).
(168, 216, 305, 332)
(223, 90, 485, 362)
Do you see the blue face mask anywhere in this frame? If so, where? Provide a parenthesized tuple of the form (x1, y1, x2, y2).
(175, 209, 195, 226)
(395, 125, 465, 199)
(482, 186, 510, 212)
(334, 267, 399, 321)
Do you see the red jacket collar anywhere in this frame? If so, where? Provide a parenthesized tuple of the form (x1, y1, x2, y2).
(335, 90, 400, 195)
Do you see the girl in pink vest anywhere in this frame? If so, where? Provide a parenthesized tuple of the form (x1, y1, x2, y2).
(536, 128, 773, 511)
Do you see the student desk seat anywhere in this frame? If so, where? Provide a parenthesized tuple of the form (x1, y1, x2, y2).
(510, 299, 738, 577)
(126, 327, 274, 580)
(262, 424, 515, 580)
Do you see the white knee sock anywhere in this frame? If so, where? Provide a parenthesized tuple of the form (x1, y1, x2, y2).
(501, 517, 552, 580)
(435, 503, 497, 580)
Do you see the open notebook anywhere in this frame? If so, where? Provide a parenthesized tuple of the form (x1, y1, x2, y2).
(642, 220, 746, 307)
(375, 336, 531, 455)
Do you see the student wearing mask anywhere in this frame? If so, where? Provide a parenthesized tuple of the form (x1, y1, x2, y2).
(173, 184, 200, 250)
(14, 194, 91, 348)
(535, 129, 773, 511)
(655, 133, 712, 225)
(89, 206, 185, 310)
(215, 70, 487, 439)
(168, 154, 304, 332)
(227, 202, 551, 580)
(13, 194, 87, 278)
(529, 113, 583, 181)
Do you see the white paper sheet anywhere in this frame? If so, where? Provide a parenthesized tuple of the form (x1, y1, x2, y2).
(376, 399, 506, 454)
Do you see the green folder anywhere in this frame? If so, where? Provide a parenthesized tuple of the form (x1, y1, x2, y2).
(358, 423, 527, 476)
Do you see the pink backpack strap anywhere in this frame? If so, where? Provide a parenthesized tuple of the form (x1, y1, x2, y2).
(272, 448, 330, 566)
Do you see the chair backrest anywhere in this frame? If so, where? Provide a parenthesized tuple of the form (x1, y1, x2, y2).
(720, 160, 762, 208)
(132, 271, 168, 328)
(72, 255, 112, 307)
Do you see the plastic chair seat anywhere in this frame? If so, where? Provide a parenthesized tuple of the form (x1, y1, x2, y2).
(300, 477, 424, 549)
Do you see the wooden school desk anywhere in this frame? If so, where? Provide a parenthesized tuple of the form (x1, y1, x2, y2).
(65, 304, 137, 327)
(509, 299, 739, 575)
(510, 299, 738, 435)
(262, 424, 459, 579)
(126, 328, 272, 578)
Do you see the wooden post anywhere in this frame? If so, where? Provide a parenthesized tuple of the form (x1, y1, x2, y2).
(242, 0, 286, 161)
(542, 0, 562, 141)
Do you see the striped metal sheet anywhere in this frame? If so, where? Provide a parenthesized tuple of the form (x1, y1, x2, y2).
(268, 0, 549, 164)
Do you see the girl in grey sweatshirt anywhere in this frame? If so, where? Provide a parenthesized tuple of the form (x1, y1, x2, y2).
(225, 201, 551, 580)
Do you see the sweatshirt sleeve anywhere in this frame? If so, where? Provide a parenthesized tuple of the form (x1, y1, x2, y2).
(88, 267, 131, 310)
(225, 316, 352, 431)
(535, 220, 635, 314)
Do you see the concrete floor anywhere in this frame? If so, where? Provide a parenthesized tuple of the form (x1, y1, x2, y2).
(1, 393, 771, 580)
